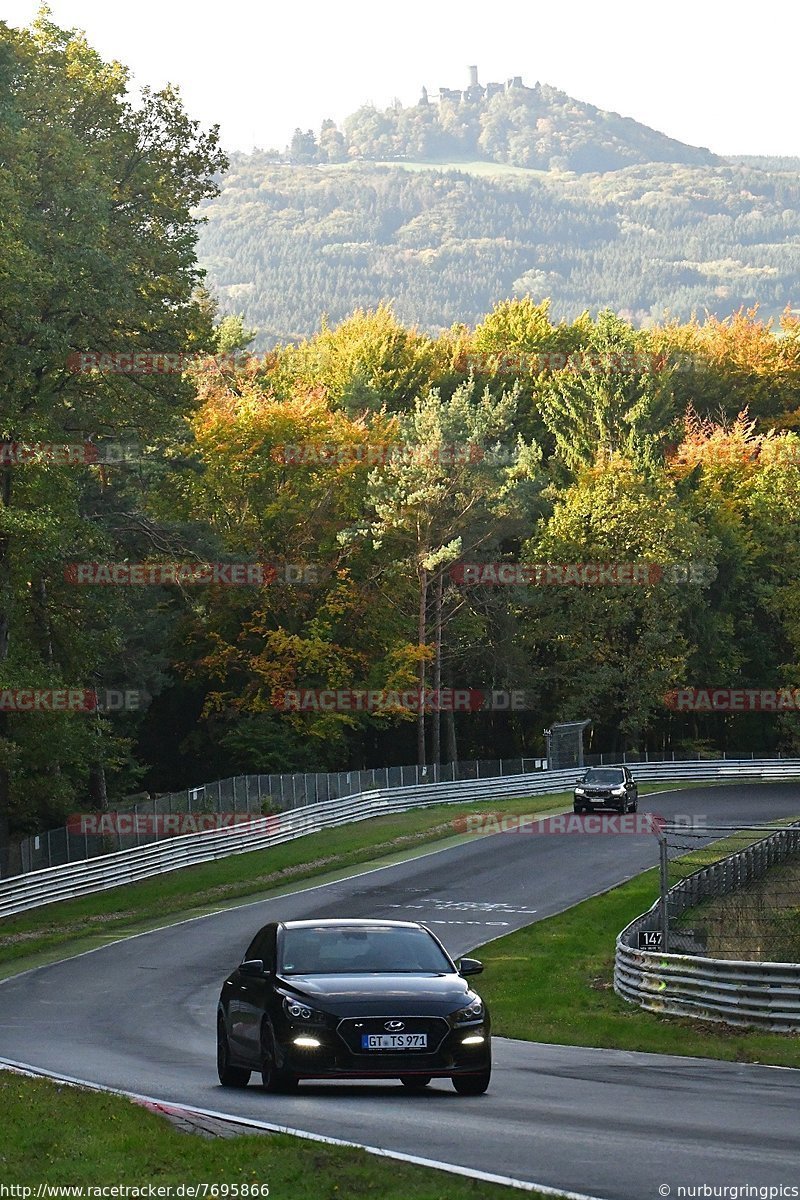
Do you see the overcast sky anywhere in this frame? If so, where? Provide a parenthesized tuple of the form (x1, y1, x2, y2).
(4, 0, 798, 158)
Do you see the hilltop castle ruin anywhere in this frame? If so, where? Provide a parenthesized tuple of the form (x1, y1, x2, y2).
(421, 66, 528, 105)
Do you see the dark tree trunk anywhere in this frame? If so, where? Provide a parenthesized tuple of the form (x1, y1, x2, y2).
(0, 451, 12, 875)
(417, 564, 428, 767)
(432, 569, 444, 767)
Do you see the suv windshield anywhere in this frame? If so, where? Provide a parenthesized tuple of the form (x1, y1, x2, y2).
(582, 769, 625, 785)
(279, 926, 453, 975)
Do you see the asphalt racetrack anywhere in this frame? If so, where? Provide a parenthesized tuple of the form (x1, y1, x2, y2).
(2, 783, 800, 1199)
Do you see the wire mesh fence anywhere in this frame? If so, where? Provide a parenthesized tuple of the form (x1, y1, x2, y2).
(2, 747, 790, 880)
(657, 821, 800, 960)
(7, 756, 547, 878)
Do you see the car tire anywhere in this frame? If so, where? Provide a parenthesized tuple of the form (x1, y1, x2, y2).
(400, 1076, 432, 1090)
(217, 1017, 251, 1088)
(260, 1024, 299, 1093)
(452, 1070, 491, 1095)
(631, 796, 638, 812)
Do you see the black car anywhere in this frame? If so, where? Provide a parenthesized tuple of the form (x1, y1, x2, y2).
(216, 918, 492, 1095)
(573, 766, 638, 813)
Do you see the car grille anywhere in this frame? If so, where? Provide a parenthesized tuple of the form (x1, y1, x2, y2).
(336, 1015, 450, 1054)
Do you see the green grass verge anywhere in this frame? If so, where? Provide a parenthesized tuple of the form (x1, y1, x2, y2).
(477, 865, 800, 1067)
(0, 783, 697, 978)
(0, 1072, 542, 1197)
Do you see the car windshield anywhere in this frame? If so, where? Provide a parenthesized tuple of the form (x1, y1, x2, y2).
(582, 769, 625, 784)
(279, 926, 453, 974)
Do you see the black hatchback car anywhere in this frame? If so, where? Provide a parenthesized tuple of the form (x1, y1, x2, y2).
(216, 918, 491, 1094)
(573, 766, 638, 813)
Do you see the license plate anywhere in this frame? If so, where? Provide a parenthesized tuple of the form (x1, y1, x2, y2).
(361, 1033, 428, 1050)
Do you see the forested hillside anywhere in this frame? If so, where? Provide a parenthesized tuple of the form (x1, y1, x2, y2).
(198, 157, 800, 346)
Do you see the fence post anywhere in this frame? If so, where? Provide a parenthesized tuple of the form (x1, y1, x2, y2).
(658, 829, 669, 953)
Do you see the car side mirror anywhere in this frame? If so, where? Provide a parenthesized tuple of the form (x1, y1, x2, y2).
(239, 958, 267, 977)
(458, 957, 484, 977)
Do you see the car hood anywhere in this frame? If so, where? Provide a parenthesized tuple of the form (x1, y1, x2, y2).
(276, 971, 475, 1014)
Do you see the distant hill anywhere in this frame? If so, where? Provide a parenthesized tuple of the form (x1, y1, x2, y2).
(196, 72, 797, 347)
(284, 69, 720, 174)
(197, 155, 800, 348)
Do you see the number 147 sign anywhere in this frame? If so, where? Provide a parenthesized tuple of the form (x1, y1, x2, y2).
(638, 930, 663, 950)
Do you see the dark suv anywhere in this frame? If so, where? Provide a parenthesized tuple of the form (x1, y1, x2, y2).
(573, 766, 638, 814)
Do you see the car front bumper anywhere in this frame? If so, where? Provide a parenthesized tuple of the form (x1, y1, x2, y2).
(275, 1021, 491, 1078)
(574, 793, 626, 809)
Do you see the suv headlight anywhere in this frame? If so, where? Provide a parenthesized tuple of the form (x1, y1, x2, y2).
(574, 786, 585, 795)
(611, 785, 626, 795)
(452, 997, 485, 1024)
(282, 996, 327, 1024)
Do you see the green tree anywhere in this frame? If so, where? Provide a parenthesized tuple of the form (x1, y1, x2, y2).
(538, 312, 676, 472)
(362, 380, 540, 763)
(0, 10, 225, 857)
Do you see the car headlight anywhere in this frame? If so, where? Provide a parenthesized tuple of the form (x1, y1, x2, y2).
(574, 787, 585, 795)
(452, 996, 485, 1024)
(611, 786, 626, 795)
(282, 996, 327, 1024)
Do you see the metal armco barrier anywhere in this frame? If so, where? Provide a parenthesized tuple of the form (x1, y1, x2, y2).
(1, 757, 799, 921)
(615, 820, 800, 1031)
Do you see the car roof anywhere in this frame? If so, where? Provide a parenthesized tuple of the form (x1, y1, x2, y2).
(277, 918, 425, 931)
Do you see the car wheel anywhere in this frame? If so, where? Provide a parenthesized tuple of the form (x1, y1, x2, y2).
(400, 1076, 432, 1090)
(217, 1017, 251, 1088)
(260, 1024, 299, 1093)
(631, 796, 638, 812)
(452, 1070, 491, 1095)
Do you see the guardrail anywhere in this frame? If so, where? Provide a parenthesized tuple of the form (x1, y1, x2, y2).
(10, 749, 794, 880)
(2, 757, 799, 922)
(615, 820, 800, 1031)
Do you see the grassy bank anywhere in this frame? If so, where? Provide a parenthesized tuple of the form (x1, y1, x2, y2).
(477, 865, 800, 1067)
(0, 1071, 537, 1197)
(676, 857, 800, 962)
